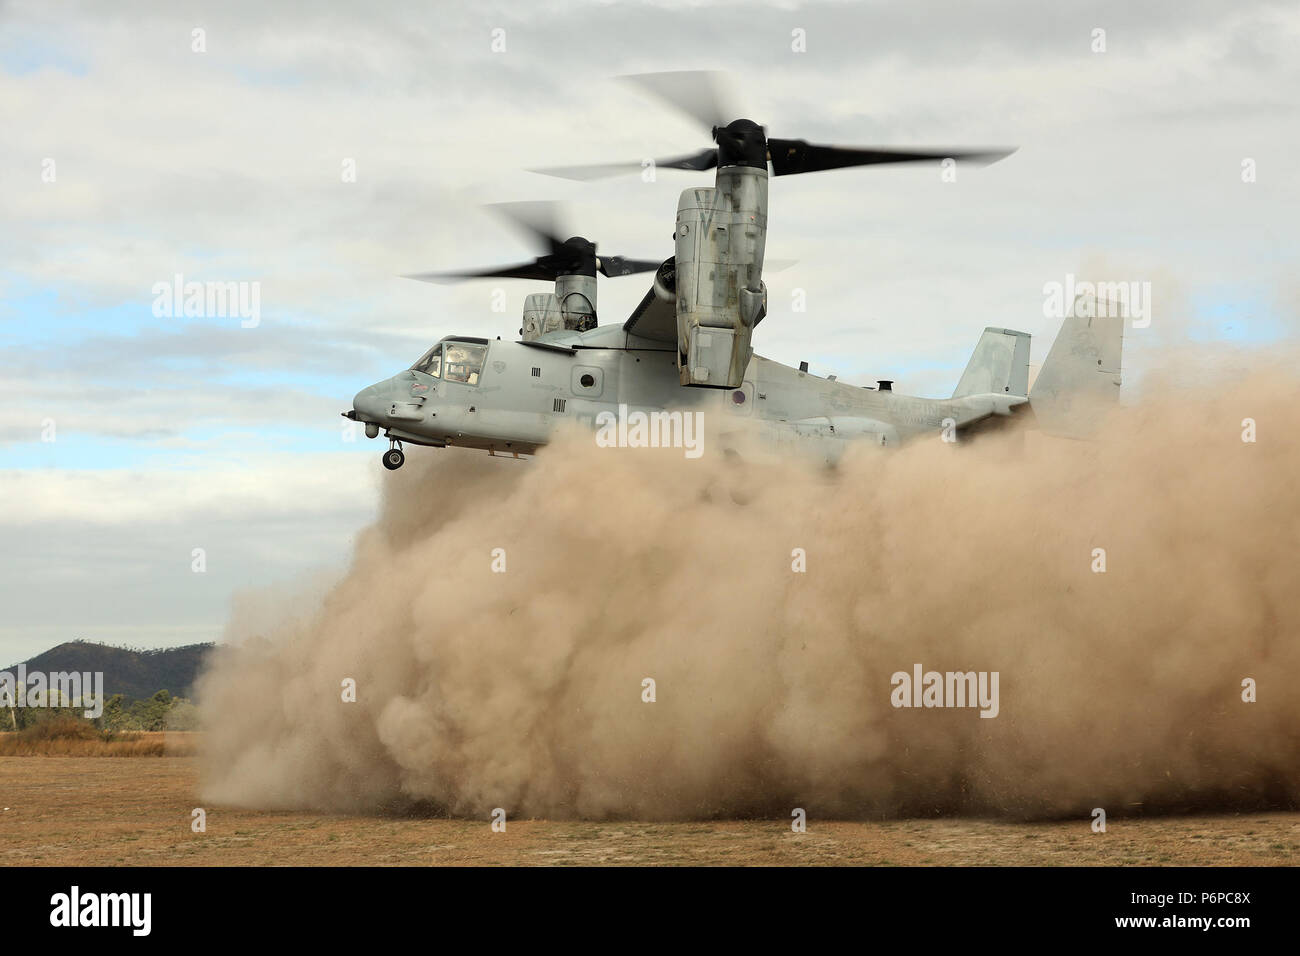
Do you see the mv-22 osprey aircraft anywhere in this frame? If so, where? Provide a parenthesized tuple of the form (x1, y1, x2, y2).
(345, 73, 1123, 470)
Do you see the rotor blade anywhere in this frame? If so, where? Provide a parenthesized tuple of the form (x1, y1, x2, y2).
(768, 140, 1017, 176)
(402, 261, 561, 284)
(657, 148, 720, 172)
(531, 147, 718, 181)
(618, 70, 739, 133)
(485, 201, 567, 256)
(597, 256, 663, 278)
(530, 160, 646, 181)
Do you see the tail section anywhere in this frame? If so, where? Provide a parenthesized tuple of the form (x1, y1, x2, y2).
(953, 327, 1031, 399)
(1029, 301, 1124, 437)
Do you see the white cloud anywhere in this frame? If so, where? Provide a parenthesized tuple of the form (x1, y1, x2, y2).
(0, 0, 1296, 656)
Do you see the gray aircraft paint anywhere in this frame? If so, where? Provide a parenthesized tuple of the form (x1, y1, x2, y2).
(348, 300, 1117, 464)
(347, 82, 1113, 466)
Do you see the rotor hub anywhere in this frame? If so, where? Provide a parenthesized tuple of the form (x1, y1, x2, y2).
(712, 118, 768, 170)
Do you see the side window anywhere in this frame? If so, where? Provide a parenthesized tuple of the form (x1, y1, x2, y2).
(571, 365, 603, 398)
(727, 381, 755, 416)
(443, 343, 487, 385)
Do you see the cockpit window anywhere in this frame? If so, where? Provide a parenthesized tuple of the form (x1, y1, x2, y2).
(412, 346, 442, 378)
(443, 343, 487, 385)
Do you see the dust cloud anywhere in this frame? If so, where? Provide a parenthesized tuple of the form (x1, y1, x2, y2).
(198, 360, 1300, 820)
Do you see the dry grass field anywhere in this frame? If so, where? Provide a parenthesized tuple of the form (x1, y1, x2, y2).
(0, 731, 199, 758)
(0, 755, 1296, 866)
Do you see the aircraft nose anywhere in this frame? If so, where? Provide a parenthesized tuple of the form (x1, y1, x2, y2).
(352, 384, 387, 422)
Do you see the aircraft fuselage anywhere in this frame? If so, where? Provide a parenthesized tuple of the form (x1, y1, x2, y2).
(347, 327, 1024, 459)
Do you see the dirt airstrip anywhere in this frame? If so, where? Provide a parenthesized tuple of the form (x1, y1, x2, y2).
(1, 755, 1295, 866)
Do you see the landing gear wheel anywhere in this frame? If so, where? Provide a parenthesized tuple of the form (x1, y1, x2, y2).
(382, 447, 405, 470)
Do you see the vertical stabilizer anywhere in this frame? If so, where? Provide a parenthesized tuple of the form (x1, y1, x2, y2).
(1030, 300, 1123, 437)
(953, 327, 1031, 398)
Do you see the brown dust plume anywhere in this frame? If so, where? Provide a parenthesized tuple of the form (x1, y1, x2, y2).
(198, 364, 1300, 819)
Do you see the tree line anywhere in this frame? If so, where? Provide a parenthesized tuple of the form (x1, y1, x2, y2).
(4, 690, 199, 734)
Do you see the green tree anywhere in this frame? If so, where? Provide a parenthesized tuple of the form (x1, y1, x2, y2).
(139, 689, 172, 731)
(99, 693, 128, 732)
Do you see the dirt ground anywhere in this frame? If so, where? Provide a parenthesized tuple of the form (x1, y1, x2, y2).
(1, 756, 1296, 866)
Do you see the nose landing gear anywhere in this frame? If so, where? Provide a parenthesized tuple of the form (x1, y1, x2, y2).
(382, 439, 405, 471)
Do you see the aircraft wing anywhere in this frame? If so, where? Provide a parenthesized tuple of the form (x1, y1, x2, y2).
(622, 284, 677, 343)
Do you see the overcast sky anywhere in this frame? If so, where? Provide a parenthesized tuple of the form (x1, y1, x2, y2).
(1, 0, 1297, 663)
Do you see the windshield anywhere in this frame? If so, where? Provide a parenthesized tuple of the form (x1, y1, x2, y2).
(443, 342, 487, 385)
(412, 345, 442, 377)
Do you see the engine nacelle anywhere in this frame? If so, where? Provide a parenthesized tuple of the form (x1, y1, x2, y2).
(652, 257, 676, 303)
(521, 292, 562, 340)
(554, 273, 597, 332)
(521, 274, 598, 341)
(674, 166, 768, 388)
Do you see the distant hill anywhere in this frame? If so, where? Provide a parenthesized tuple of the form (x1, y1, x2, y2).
(4, 640, 214, 702)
